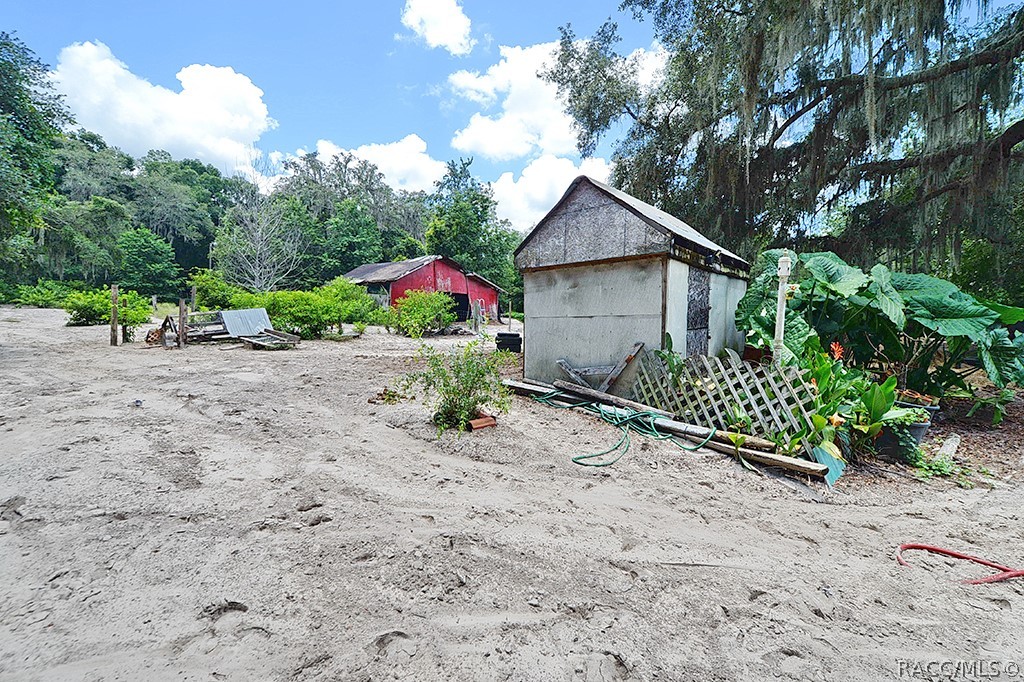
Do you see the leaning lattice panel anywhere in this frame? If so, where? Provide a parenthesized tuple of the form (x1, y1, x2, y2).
(632, 348, 818, 460)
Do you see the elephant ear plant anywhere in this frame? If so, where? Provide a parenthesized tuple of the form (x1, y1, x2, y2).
(736, 250, 1024, 399)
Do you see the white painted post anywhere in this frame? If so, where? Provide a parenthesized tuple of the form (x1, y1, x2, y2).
(773, 256, 792, 365)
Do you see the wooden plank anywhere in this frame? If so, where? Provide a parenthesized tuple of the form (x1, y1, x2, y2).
(576, 365, 616, 377)
(110, 284, 119, 347)
(556, 359, 589, 387)
(598, 341, 645, 393)
(503, 379, 556, 397)
(686, 437, 828, 477)
(178, 298, 187, 349)
(652, 417, 778, 452)
(552, 380, 674, 419)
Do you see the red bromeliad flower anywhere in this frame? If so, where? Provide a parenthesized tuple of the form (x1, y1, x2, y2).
(830, 341, 845, 360)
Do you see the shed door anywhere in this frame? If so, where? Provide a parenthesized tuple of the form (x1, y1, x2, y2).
(686, 268, 710, 357)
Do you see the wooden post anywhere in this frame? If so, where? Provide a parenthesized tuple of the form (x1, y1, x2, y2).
(177, 298, 187, 349)
(151, 295, 158, 312)
(110, 284, 119, 347)
(190, 285, 197, 312)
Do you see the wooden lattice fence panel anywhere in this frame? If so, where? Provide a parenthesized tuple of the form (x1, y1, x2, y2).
(632, 348, 819, 459)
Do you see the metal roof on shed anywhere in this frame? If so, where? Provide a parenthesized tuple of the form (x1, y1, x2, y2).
(515, 176, 749, 272)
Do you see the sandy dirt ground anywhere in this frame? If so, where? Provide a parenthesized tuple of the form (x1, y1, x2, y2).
(1, 305, 1022, 682)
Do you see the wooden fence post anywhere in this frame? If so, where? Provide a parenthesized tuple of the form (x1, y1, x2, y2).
(190, 285, 197, 312)
(110, 284, 119, 347)
(178, 298, 187, 349)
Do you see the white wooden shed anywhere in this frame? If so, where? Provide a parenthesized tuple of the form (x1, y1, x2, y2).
(513, 176, 750, 394)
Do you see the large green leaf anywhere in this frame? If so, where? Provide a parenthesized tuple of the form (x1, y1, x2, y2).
(744, 306, 817, 364)
(982, 300, 1024, 325)
(861, 375, 897, 424)
(734, 272, 774, 331)
(750, 248, 797, 279)
(799, 252, 868, 298)
(905, 294, 999, 340)
(867, 264, 906, 329)
(890, 272, 959, 303)
(976, 327, 1024, 388)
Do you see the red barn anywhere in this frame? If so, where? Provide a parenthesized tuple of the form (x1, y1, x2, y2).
(345, 255, 504, 321)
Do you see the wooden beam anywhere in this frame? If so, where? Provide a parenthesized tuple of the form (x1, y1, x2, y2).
(508, 379, 822, 477)
(110, 284, 119, 347)
(598, 341, 645, 393)
(504, 379, 554, 397)
(576, 365, 616, 377)
(556, 359, 589, 386)
(686, 437, 828, 478)
(177, 298, 187, 349)
(652, 417, 778, 453)
(552, 380, 674, 419)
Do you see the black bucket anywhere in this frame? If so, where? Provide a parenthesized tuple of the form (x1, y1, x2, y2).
(496, 332, 522, 353)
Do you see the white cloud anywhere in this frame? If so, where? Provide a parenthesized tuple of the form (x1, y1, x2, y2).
(449, 42, 578, 162)
(51, 41, 276, 175)
(492, 154, 612, 231)
(448, 41, 669, 163)
(401, 0, 476, 56)
(302, 134, 447, 194)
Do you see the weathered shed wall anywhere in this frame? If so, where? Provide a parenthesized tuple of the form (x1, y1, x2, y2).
(663, 260, 746, 357)
(523, 257, 664, 392)
(515, 183, 670, 270)
(709, 274, 747, 354)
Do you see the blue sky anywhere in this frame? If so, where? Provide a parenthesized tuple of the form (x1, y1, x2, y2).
(7, 1, 660, 230)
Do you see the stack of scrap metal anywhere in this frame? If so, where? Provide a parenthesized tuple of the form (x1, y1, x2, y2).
(159, 308, 299, 349)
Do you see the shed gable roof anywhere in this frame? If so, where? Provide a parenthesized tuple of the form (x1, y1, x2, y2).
(514, 176, 749, 272)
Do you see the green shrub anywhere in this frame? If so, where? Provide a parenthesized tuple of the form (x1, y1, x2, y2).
(508, 311, 524, 322)
(0, 280, 17, 304)
(316, 277, 379, 324)
(189, 268, 245, 311)
(231, 290, 337, 339)
(13, 280, 82, 308)
(402, 340, 515, 433)
(63, 287, 152, 330)
(391, 290, 456, 338)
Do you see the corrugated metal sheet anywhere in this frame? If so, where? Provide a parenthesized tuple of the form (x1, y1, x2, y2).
(220, 308, 273, 337)
(344, 255, 440, 284)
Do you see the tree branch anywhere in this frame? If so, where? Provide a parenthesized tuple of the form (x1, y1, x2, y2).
(853, 117, 1024, 175)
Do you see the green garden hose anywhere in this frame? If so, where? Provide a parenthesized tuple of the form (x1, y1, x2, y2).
(532, 390, 717, 467)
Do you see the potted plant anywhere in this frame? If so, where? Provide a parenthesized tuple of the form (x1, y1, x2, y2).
(874, 407, 931, 463)
(895, 388, 940, 418)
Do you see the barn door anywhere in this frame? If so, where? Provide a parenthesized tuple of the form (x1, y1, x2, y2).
(686, 268, 711, 357)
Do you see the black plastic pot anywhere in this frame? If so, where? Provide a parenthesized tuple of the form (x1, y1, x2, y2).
(875, 421, 932, 462)
(496, 332, 522, 353)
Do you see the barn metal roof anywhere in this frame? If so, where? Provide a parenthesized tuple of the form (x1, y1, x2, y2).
(344, 255, 506, 292)
(515, 176, 750, 272)
(344, 255, 441, 284)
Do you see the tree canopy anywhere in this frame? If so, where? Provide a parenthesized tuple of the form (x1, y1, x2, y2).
(545, 1, 1024, 274)
(0, 31, 72, 242)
